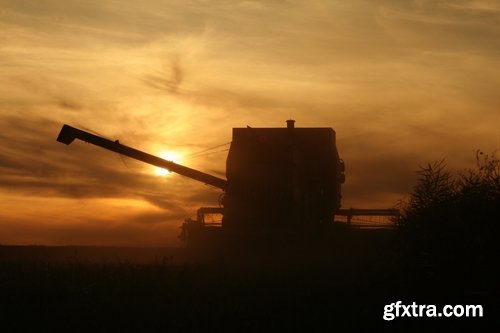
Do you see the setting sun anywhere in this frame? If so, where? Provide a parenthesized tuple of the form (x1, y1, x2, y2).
(154, 151, 182, 176)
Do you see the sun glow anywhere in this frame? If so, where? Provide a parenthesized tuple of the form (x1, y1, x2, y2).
(154, 151, 182, 176)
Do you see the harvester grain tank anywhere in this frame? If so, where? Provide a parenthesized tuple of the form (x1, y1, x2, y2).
(56, 121, 346, 241)
(224, 120, 345, 230)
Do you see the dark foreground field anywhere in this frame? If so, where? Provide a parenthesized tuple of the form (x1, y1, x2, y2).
(0, 229, 497, 331)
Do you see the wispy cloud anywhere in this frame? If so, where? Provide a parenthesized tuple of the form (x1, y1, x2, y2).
(0, 0, 498, 245)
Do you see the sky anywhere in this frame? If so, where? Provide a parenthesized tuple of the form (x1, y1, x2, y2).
(1, 0, 499, 246)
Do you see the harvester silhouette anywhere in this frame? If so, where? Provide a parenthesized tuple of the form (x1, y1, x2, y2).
(57, 120, 395, 247)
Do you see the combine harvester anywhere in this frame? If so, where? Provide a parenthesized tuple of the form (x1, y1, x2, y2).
(57, 120, 398, 251)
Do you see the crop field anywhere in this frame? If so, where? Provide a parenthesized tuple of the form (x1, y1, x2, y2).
(0, 229, 496, 330)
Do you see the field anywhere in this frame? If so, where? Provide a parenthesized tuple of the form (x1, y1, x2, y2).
(0, 229, 496, 330)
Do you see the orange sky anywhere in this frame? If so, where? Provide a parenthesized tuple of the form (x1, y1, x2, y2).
(1, 0, 499, 246)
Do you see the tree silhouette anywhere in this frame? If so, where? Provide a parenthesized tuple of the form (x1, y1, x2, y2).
(396, 151, 500, 287)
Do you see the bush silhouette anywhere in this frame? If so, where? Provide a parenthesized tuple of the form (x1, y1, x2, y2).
(396, 151, 500, 286)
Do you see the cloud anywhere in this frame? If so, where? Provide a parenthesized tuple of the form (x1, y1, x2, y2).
(0, 211, 182, 246)
(0, 115, 221, 208)
(130, 211, 187, 225)
(142, 55, 186, 95)
(0, 0, 498, 245)
(0, 113, 222, 245)
(376, 0, 500, 49)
